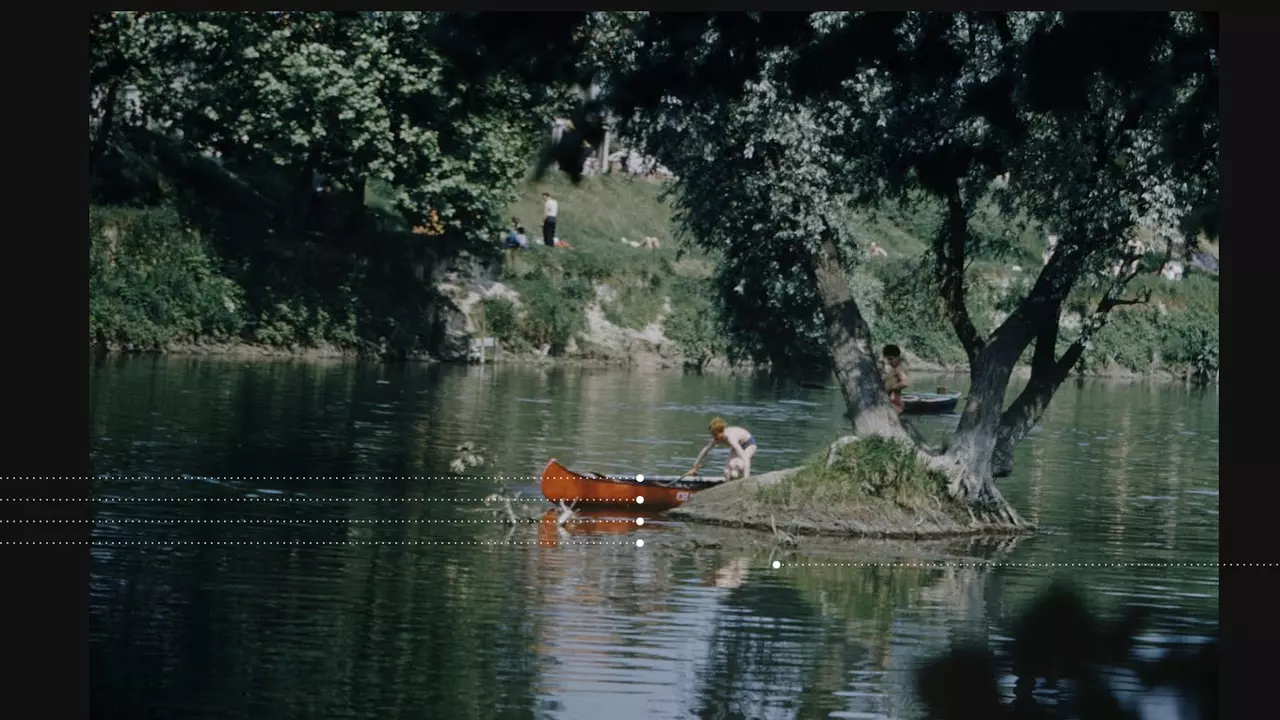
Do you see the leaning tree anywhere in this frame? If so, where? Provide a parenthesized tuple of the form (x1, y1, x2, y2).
(586, 11, 1216, 521)
(473, 11, 1217, 521)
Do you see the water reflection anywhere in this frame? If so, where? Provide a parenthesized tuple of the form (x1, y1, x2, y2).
(89, 358, 1218, 719)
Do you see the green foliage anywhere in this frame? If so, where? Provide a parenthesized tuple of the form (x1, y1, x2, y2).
(89, 11, 601, 357)
(602, 283, 665, 330)
(510, 274, 589, 354)
(1062, 271, 1218, 377)
(476, 297, 519, 345)
(90, 11, 1218, 383)
(604, 12, 1216, 386)
(92, 11, 561, 238)
(90, 206, 244, 349)
(870, 258, 968, 366)
(1084, 304, 1219, 378)
(249, 296, 358, 349)
(664, 278, 729, 371)
(758, 436, 952, 512)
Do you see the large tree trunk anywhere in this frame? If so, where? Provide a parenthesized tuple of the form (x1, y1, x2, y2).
(933, 331, 1028, 505)
(930, 249, 1083, 517)
(807, 231, 914, 443)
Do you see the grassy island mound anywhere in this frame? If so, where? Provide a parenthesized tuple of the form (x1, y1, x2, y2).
(667, 436, 1034, 539)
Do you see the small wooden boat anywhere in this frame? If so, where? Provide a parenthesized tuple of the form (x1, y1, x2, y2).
(902, 391, 963, 414)
(540, 459, 721, 511)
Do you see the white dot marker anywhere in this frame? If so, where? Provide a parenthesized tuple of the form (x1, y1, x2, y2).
(635, 495, 644, 505)
(636, 474, 645, 483)
(636, 539, 645, 547)
(636, 517, 645, 526)
(772, 560, 781, 569)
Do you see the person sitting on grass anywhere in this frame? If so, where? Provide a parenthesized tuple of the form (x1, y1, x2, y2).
(686, 417, 757, 482)
(505, 224, 529, 249)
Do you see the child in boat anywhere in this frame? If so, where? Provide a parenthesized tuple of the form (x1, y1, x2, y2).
(883, 344, 909, 414)
(688, 417, 757, 482)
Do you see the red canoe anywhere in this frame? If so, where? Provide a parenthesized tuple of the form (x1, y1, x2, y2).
(539, 459, 721, 512)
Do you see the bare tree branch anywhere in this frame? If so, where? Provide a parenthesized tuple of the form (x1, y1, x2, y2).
(935, 185, 986, 364)
(992, 237, 1153, 476)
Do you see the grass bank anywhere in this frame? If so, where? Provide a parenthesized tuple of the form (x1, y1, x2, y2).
(668, 436, 1032, 538)
(91, 162, 1218, 380)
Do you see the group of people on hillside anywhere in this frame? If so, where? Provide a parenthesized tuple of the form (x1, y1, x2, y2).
(505, 192, 568, 250)
(686, 344, 909, 484)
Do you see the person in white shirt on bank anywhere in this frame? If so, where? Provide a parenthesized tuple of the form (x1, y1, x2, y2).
(541, 192, 559, 248)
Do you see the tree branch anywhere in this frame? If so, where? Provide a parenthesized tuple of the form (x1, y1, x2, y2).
(935, 184, 986, 364)
(991, 246, 1150, 477)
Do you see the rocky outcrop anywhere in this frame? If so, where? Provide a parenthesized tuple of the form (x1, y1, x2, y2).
(430, 251, 504, 361)
(430, 255, 684, 365)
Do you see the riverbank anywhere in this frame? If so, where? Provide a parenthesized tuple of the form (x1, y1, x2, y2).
(90, 175, 1217, 381)
(90, 340, 1216, 382)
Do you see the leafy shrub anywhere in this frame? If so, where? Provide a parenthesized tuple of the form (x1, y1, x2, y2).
(477, 297, 520, 345)
(1083, 300, 1218, 378)
(664, 278, 729, 371)
(513, 275, 588, 354)
(89, 205, 244, 349)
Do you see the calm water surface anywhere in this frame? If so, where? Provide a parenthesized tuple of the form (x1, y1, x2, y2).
(88, 357, 1220, 720)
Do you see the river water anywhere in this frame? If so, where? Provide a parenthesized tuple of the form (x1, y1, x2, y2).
(88, 357, 1219, 720)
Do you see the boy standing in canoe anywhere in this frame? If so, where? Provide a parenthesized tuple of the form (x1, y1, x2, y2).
(687, 417, 757, 482)
(883, 344, 909, 414)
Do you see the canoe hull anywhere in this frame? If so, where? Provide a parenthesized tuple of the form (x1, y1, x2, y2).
(540, 459, 717, 511)
(902, 392, 963, 414)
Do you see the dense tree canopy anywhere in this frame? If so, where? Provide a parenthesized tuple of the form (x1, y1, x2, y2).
(90, 11, 583, 240)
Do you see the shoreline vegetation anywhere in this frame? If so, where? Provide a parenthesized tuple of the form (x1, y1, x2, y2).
(93, 339, 1212, 383)
(90, 176, 1218, 384)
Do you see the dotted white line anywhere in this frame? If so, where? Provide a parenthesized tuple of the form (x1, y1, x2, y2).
(9, 498, 642, 503)
(781, 562, 1244, 568)
(3, 540, 639, 546)
(3, 518, 649, 524)
(36, 476, 554, 481)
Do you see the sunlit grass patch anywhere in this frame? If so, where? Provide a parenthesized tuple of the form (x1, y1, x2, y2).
(757, 436, 954, 514)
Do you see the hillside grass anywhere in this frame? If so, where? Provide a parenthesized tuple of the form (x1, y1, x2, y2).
(472, 175, 723, 361)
